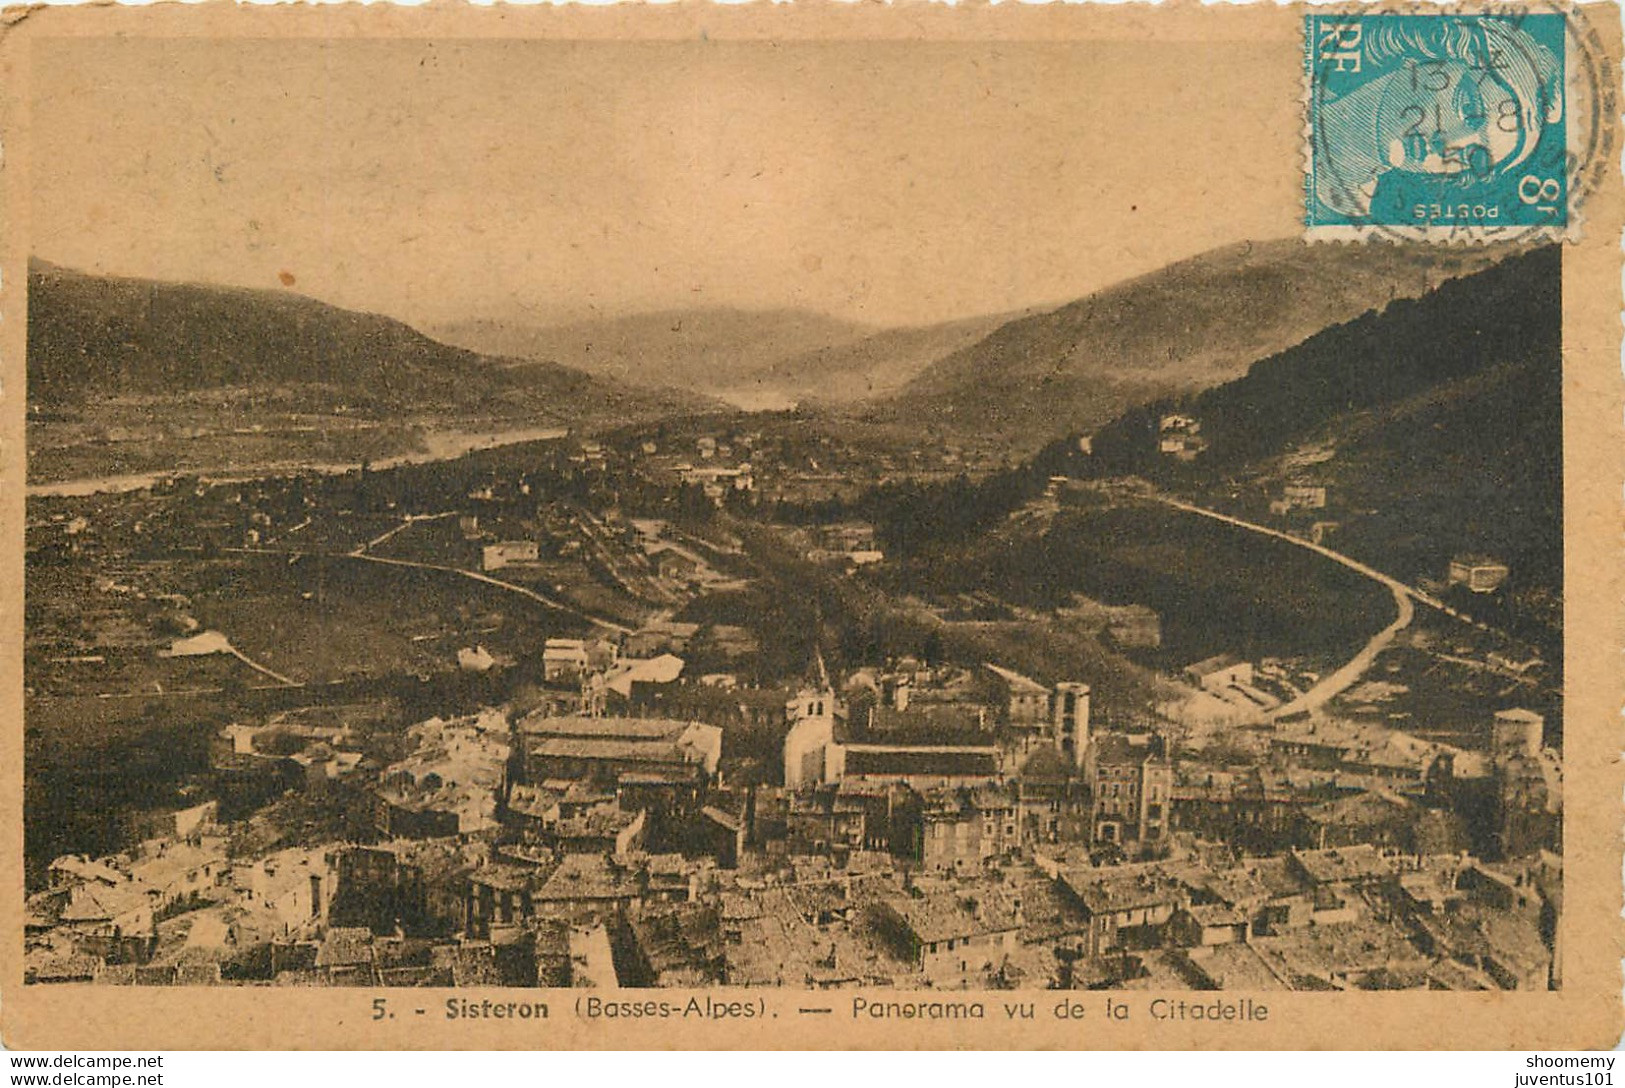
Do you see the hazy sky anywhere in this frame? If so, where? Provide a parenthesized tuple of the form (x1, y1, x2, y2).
(31, 34, 1300, 329)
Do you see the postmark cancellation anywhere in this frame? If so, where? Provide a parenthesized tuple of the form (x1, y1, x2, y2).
(1304, 11, 1604, 242)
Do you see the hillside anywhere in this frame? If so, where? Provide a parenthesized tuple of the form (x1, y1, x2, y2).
(25, 260, 718, 485)
(1046, 245, 1563, 600)
(432, 307, 1015, 409)
(868, 239, 1512, 452)
(852, 245, 1562, 680)
(26, 260, 707, 420)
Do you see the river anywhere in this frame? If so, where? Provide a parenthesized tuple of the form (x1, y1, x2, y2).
(26, 424, 572, 498)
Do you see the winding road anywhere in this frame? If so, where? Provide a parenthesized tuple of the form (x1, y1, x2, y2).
(222, 643, 301, 687)
(228, 542, 633, 636)
(345, 512, 635, 634)
(1149, 494, 1453, 719)
(344, 550, 634, 635)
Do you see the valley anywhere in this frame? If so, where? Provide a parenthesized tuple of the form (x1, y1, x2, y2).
(25, 238, 1565, 994)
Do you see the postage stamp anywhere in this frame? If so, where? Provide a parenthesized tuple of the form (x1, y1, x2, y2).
(1304, 12, 1573, 240)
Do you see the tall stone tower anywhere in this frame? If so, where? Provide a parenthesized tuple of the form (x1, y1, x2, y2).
(783, 688, 837, 790)
(1053, 682, 1091, 769)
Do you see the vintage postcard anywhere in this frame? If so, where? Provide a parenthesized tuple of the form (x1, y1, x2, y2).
(1, 1, 1621, 1051)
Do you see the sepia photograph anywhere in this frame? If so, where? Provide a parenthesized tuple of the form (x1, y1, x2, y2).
(2, 2, 1621, 1053)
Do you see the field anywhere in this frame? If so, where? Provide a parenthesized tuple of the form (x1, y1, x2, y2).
(368, 516, 660, 631)
(183, 553, 593, 684)
(27, 412, 427, 487)
(871, 495, 1396, 675)
(1330, 613, 1561, 750)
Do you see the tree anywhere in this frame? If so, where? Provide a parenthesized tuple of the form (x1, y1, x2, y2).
(922, 630, 946, 667)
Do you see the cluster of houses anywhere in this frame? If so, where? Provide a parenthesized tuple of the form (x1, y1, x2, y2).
(26, 624, 1562, 992)
(634, 433, 759, 506)
(804, 523, 885, 570)
(211, 707, 371, 808)
(1040, 843, 1555, 990)
(1268, 482, 1328, 517)
(1158, 414, 1209, 462)
(477, 515, 728, 603)
(676, 464, 755, 505)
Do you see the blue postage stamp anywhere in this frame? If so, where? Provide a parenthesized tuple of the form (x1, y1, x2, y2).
(1305, 12, 1570, 239)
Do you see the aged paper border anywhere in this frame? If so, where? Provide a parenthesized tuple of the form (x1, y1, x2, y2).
(0, 1, 1620, 1051)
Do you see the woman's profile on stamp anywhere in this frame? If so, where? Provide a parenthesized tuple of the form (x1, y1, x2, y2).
(1309, 15, 1565, 225)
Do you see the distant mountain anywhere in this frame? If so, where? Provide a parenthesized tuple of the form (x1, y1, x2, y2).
(765, 314, 1017, 405)
(868, 239, 1513, 451)
(26, 260, 708, 421)
(432, 308, 869, 407)
(431, 307, 1014, 409)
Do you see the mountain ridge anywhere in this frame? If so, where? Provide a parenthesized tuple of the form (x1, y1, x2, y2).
(26, 258, 712, 420)
(1038, 244, 1563, 600)
(865, 239, 1518, 452)
(431, 306, 1019, 409)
